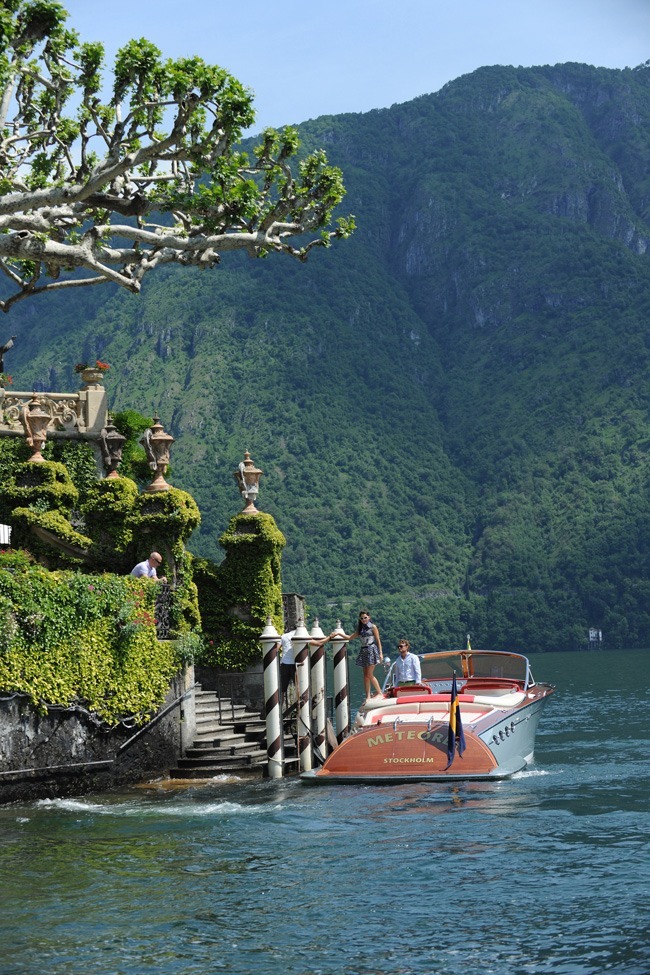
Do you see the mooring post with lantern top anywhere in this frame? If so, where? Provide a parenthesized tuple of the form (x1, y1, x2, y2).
(292, 619, 314, 772)
(309, 618, 328, 763)
(260, 617, 284, 779)
(331, 621, 351, 744)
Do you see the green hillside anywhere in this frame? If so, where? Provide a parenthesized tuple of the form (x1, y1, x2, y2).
(5, 62, 650, 652)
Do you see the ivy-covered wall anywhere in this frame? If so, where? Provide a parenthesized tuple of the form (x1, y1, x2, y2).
(0, 433, 287, 711)
(0, 430, 205, 730)
(0, 437, 201, 632)
(194, 511, 285, 671)
(0, 558, 186, 725)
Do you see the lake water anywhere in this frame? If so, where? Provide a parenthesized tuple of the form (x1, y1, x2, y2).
(0, 650, 648, 975)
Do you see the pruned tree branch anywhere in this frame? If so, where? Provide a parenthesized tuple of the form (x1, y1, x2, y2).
(0, 1, 355, 312)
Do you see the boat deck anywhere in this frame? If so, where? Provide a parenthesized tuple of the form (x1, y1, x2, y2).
(359, 688, 529, 727)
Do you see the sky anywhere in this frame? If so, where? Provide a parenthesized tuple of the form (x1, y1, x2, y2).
(55, 0, 650, 133)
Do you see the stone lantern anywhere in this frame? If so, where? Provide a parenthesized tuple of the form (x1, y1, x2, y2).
(22, 396, 51, 462)
(233, 450, 263, 514)
(98, 415, 126, 479)
(141, 416, 174, 493)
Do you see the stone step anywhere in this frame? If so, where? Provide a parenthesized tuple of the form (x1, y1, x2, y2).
(175, 749, 267, 768)
(178, 749, 263, 765)
(194, 722, 263, 740)
(191, 730, 265, 748)
(169, 684, 318, 779)
(194, 689, 254, 702)
(195, 706, 261, 722)
(169, 752, 300, 779)
(174, 753, 259, 767)
(195, 707, 261, 723)
(191, 730, 291, 749)
(170, 755, 268, 777)
(185, 739, 263, 759)
(195, 708, 261, 722)
(232, 720, 266, 734)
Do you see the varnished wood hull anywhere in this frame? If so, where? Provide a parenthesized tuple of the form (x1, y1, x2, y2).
(303, 685, 554, 784)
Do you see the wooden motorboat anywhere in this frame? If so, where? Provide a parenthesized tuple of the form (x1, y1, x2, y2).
(302, 648, 554, 784)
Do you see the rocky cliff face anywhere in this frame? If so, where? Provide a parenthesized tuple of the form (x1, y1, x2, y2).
(377, 65, 650, 334)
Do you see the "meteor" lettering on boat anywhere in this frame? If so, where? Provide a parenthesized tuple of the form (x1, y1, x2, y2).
(367, 729, 447, 747)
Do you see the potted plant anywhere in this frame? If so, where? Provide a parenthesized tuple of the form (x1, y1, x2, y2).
(74, 360, 110, 385)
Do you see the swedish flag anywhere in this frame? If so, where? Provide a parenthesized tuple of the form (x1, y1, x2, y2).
(446, 673, 466, 769)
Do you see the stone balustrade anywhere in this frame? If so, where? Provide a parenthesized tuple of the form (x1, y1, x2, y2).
(0, 383, 107, 441)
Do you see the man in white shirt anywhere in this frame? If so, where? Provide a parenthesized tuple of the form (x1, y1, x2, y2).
(392, 640, 422, 685)
(130, 552, 167, 583)
(279, 628, 332, 706)
(280, 629, 296, 704)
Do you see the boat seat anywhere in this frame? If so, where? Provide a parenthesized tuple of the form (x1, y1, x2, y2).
(386, 683, 434, 698)
(396, 692, 475, 705)
(396, 693, 441, 705)
(463, 681, 520, 694)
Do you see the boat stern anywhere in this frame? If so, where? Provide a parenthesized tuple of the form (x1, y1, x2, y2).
(304, 721, 505, 783)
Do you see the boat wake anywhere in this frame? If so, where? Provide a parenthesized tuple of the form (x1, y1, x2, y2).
(36, 797, 284, 816)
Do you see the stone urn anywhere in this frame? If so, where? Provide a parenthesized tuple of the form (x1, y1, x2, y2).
(79, 367, 106, 387)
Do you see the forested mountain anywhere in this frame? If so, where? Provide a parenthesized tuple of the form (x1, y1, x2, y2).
(5, 61, 650, 651)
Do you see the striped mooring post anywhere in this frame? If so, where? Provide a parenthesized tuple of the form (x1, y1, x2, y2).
(292, 618, 313, 773)
(309, 619, 327, 764)
(330, 621, 350, 744)
(260, 617, 284, 778)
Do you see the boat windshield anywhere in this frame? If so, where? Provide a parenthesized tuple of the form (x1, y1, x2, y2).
(383, 650, 530, 689)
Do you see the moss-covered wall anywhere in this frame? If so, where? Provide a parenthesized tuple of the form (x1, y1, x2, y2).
(194, 511, 285, 671)
(0, 438, 202, 633)
(0, 562, 185, 725)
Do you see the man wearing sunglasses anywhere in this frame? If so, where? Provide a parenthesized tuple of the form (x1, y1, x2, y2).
(130, 551, 167, 584)
(392, 640, 421, 686)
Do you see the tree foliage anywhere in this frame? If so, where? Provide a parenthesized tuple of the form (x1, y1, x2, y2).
(0, 0, 354, 311)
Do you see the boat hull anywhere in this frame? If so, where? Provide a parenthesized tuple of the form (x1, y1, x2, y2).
(303, 689, 553, 785)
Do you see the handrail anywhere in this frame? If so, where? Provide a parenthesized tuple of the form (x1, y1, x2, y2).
(215, 670, 263, 725)
(0, 758, 114, 780)
(0, 682, 199, 780)
(118, 682, 199, 753)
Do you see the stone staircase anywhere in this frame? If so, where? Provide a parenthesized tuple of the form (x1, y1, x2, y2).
(170, 689, 299, 779)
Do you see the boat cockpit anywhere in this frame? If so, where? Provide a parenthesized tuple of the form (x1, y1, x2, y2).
(382, 649, 533, 696)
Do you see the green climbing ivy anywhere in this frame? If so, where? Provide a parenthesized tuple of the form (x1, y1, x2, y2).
(111, 410, 154, 486)
(0, 567, 182, 725)
(0, 438, 202, 634)
(194, 511, 285, 671)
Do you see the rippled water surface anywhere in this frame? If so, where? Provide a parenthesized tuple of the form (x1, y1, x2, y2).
(1, 651, 648, 975)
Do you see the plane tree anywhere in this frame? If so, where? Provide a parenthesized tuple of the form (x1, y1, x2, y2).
(0, 0, 354, 312)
